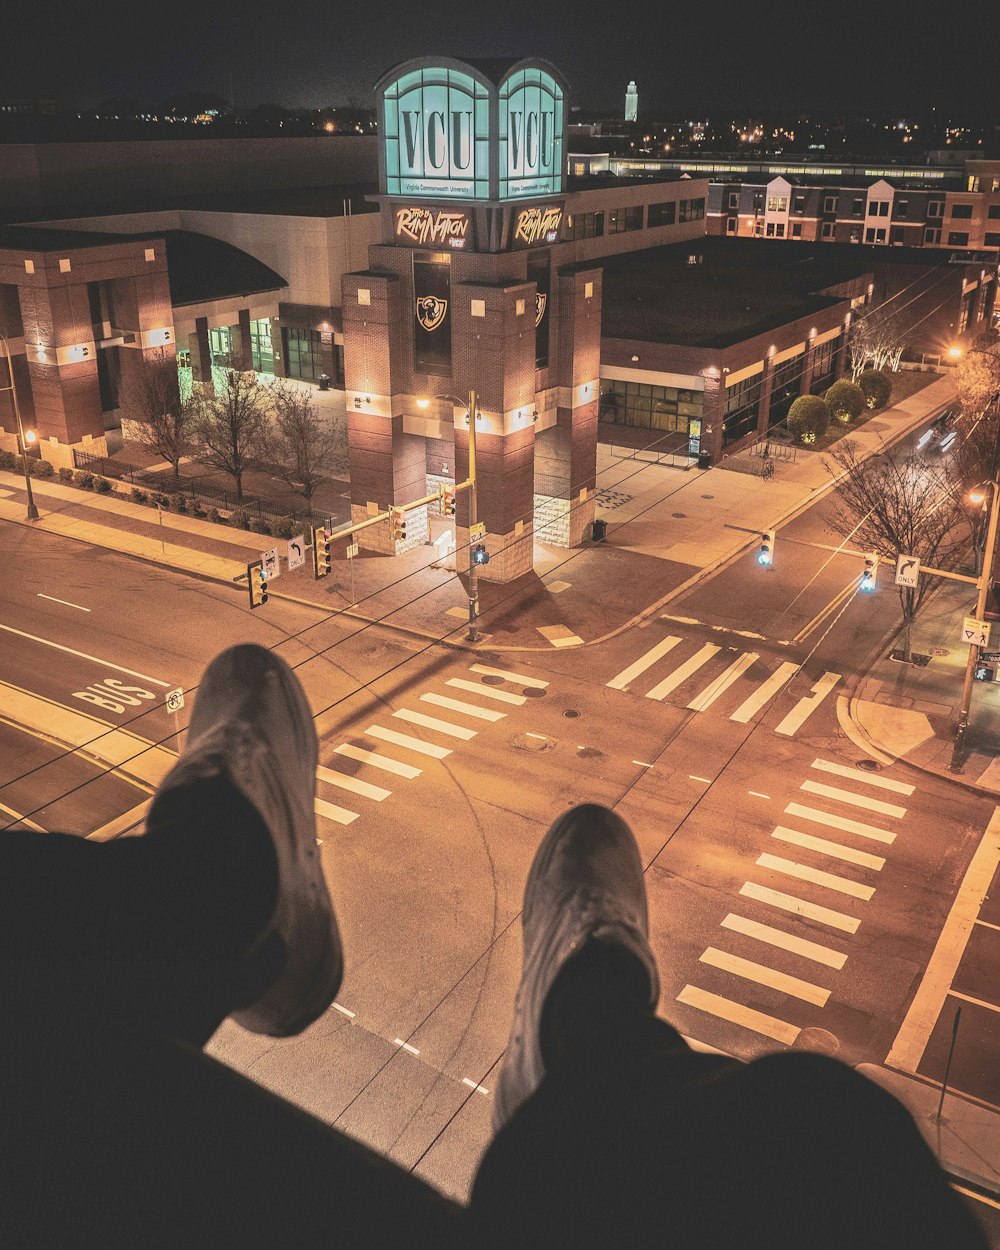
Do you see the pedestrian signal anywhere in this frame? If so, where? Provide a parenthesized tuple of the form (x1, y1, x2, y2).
(472, 543, 490, 565)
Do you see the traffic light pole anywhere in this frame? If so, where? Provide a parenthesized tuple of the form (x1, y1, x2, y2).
(0, 332, 39, 521)
(465, 388, 479, 644)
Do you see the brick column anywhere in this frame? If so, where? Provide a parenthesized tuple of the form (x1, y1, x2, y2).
(756, 353, 776, 438)
(700, 373, 725, 463)
(831, 317, 851, 382)
(191, 317, 212, 385)
(238, 309, 253, 370)
(800, 336, 817, 395)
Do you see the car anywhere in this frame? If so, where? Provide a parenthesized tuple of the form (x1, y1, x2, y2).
(917, 409, 959, 453)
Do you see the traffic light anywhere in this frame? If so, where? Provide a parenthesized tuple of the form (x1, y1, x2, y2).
(757, 530, 775, 567)
(312, 527, 332, 579)
(472, 543, 490, 565)
(442, 485, 456, 517)
(860, 552, 879, 592)
(248, 560, 269, 609)
(389, 507, 408, 542)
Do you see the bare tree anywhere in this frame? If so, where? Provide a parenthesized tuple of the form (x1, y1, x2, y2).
(262, 382, 346, 511)
(119, 349, 191, 481)
(189, 365, 272, 501)
(955, 340, 1000, 419)
(848, 304, 907, 380)
(825, 441, 965, 661)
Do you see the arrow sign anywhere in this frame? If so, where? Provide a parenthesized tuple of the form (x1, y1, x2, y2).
(261, 547, 280, 580)
(287, 536, 305, 572)
(165, 687, 185, 714)
(895, 554, 920, 588)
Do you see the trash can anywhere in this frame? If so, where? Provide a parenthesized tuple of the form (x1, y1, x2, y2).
(591, 518, 607, 541)
(318, 373, 331, 392)
(697, 449, 711, 470)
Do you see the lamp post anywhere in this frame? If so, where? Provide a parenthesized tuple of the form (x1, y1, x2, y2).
(0, 331, 39, 521)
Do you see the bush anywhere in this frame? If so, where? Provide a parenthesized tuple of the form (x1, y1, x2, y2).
(250, 516, 273, 536)
(173, 494, 188, 513)
(190, 500, 205, 518)
(0, 450, 15, 471)
(131, 487, 148, 504)
(58, 466, 74, 483)
(94, 476, 112, 493)
(155, 493, 172, 509)
(787, 394, 831, 443)
(29, 458, 54, 478)
(206, 507, 221, 524)
(825, 379, 865, 423)
(75, 471, 95, 489)
(858, 369, 893, 410)
(272, 516, 297, 540)
(229, 508, 251, 530)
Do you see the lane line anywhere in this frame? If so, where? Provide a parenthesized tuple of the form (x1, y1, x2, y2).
(0, 621, 171, 687)
(720, 913, 848, 969)
(334, 744, 421, 779)
(687, 651, 759, 712)
(0, 800, 46, 832)
(730, 661, 799, 723)
(947, 989, 1000, 1015)
(774, 672, 840, 737)
(700, 946, 831, 1006)
(394, 1039, 420, 1055)
(689, 775, 712, 784)
(316, 764, 390, 802)
(749, 791, 771, 799)
(676, 985, 800, 1045)
(606, 636, 682, 691)
(793, 580, 857, 645)
(421, 693, 506, 722)
(366, 726, 452, 759)
(394, 708, 477, 740)
(633, 760, 654, 768)
(810, 757, 914, 795)
(462, 1078, 490, 1096)
(447, 678, 526, 705)
(756, 852, 875, 901)
(739, 881, 861, 933)
(646, 644, 720, 701)
(333, 1003, 355, 1019)
(470, 664, 548, 689)
(800, 779, 906, 819)
(37, 594, 90, 613)
(785, 802, 896, 845)
(772, 825, 886, 871)
(314, 797, 359, 826)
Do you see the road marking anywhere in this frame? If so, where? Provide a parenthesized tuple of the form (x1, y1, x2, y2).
(0, 622, 171, 687)
(774, 672, 840, 736)
(366, 726, 452, 759)
(888, 806, 1000, 1072)
(730, 661, 799, 723)
(810, 757, 914, 795)
(526, 732, 547, 739)
(37, 593, 90, 612)
(771, 825, 886, 871)
(676, 985, 800, 1045)
(800, 780, 906, 819)
(633, 760, 654, 768)
(447, 678, 525, 705)
(749, 791, 771, 799)
(394, 708, 477, 740)
(784, 802, 896, 845)
(0, 800, 46, 832)
(976, 918, 1000, 933)
(948, 989, 1000, 1014)
(333, 1003, 355, 1019)
(739, 881, 861, 933)
(316, 765, 390, 801)
(334, 743, 421, 779)
(700, 946, 830, 1006)
(687, 652, 759, 712)
(470, 664, 548, 689)
(720, 913, 847, 969)
(462, 1078, 490, 1096)
(756, 852, 875, 901)
(646, 644, 720, 701)
(314, 797, 359, 826)
(87, 800, 150, 841)
(689, 775, 712, 784)
(421, 693, 506, 722)
(606, 636, 682, 691)
(793, 579, 857, 645)
(394, 1039, 420, 1055)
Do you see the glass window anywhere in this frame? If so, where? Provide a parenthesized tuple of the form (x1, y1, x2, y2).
(988, 205, 1000, 220)
(947, 231, 970, 246)
(851, 197, 864, 215)
(679, 197, 705, 222)
(648, 201, 676, 227)
(609, 205, 643, 233)
(766, 195, 788, 213)
(924, 227, 941, 244)
(928, 201, 944, 218)
(283, 327, 323, 381)
(565, 211, 605, 240)
(951, 203, 974, 219)
(791, 222, 802, 238)
(823, 195, 837, 213)
(250, 318, 274, 374)
(209, 326, 232, 367)
(723, 370, 762, 444)
(810, 338, 837, 394)
(793, 195, 806, 213)
(985, 233, 1000, 248)
(821, 221, 835, 239)
(895, 199, 908, 218)
(726, 216, 737, 234)
(727, 191, 739, 209)
(599, 379, 703, 434)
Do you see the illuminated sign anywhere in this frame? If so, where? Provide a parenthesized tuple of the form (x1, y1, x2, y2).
(395, 206, 470, 248)
(512, 205, 563, 248)
(534, 292, 547, 327)
(415, 296, 448, 332)
(500, 70, 564, 199)
(382, 68, 489, 199)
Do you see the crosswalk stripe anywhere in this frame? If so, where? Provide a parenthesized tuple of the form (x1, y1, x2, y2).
(739, 881, 861, 933)
(335, 743, 421, 779)
(606, 636, 682, 691)
(720, 913, 848, 969)
(774, 672, 840, 736)
(470, 664, 548, 689)
(447, 678, 526, 705)
(393, 709, 477, 740)
(646, 644, 720, 701)
(800, 780, 906, 819)
(314, 797, 359, 826)
(366, 726, 452, 758)
(316, 765, 390, 801)
(784, 802, 896, 845)
(700, 946, 831, 1006)
(772, 825, 886, 871)
(810, 758, 914, 795)
(421, 692, 506, 722)
(687, 652, 759, 712)
(729, 661, 799, 723)
(676, 985, 800, 1045)
(756, 852, 875, 900)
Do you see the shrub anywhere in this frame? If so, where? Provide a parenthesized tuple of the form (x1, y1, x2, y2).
(155, 493, 172, 509)
(206, 507, 221, 524)
(76, 471, 95, 489)
(173, 494, 188, 513)
(824, 379, 865, 423)
(272, 516, 297, 540)
(0, 450, 16, 471)
(250, 516, 273, 536)
(230, 508, 251, 530)
(190, 500, 206, 518)
(58, 466, 74, 483)
(787, 394, 831, 443)
(131, 487, 148, 504)
(858, 369, 892, 410)
(29, 458, 54, 478)
(94, 476, 112, 493)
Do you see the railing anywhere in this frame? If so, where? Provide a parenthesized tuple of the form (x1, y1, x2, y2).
(599, 423, 696, 469)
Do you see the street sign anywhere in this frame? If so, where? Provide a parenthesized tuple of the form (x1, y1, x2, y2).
(346, 542, 359, 559)
(895, 554, 920, 588)
(165, 687, 185, 714)
(980, 650, 1000, 662)
(287, 535, 306, 571)
(470, 521, 486, 541)
(962, 616, 991, 647)
(261, 546, 280, 580)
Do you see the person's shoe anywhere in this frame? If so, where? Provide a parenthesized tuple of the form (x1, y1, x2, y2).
(493, 804, 659, 1129)
(150, 644, 342, 1037)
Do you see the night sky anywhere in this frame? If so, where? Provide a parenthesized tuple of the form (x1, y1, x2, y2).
(6, 0, 999, 116)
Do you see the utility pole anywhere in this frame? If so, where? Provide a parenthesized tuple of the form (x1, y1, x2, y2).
(0, 332, 39, 520)
(465, 388, 479, 643)
(951, 480, 1000, 771)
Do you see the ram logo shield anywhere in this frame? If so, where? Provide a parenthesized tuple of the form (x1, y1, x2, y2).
(534, 292, 547, 327)
(416, 295, 448, 332)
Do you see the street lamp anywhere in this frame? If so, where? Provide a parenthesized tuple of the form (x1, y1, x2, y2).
(0, 331, 39, 521)
(416, 389, 480, 643)
(950, 478, 1000, 771)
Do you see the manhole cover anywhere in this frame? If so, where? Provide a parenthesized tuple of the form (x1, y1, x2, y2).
(701, 494, 714, 500)
(794, 1027, 840, 1056)
(522, 687, 546, 698)
(856, 758, 883, 772)
(481, 674, 504, 685)
(577, 746, 603, 759)
(510, 732, 555, 752)
(563, 709, 580, 718)
(671, 511, 687, 519)
(929, 647, 949, 657)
